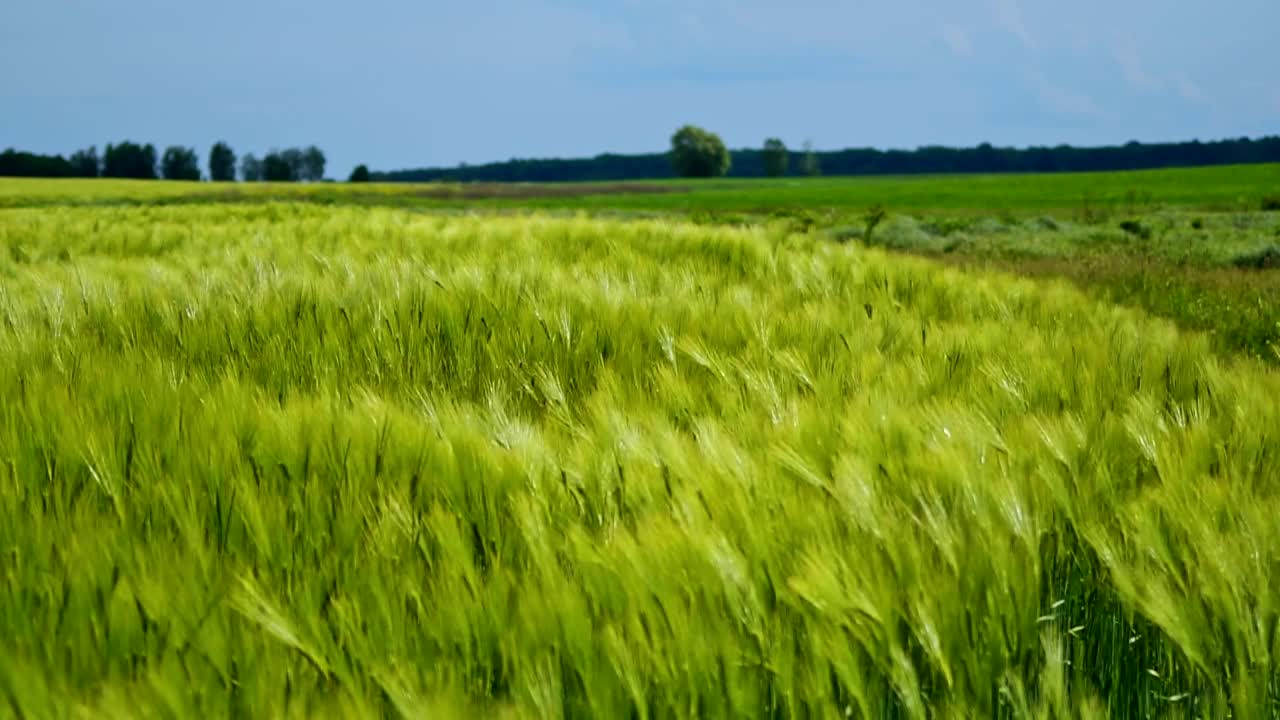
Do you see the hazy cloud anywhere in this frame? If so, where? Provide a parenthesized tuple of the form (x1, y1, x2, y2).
(422, 1, 634, 69)
(1260, 84, 1280, 113)
(1111, 33, 1211, 106)
(1029, 72, 1102, 117)
(1112, 34, 1163, 92)
(1064, 24, 1091, 51)
(941, 26, 976, 58)
(990, 0, 1036, 49)
(1174, 75, 1209, 104)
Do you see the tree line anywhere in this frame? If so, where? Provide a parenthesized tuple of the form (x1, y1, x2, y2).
(8, 133, 1279, 184)
(375, 133, 1280, 183)
(0, 142, 331, 182)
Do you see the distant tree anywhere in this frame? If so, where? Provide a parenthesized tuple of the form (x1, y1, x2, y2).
(669, 125, 731, 178)
(279, 148, 305, 181)
(0, 149, 74, 177)
(209, 142, 237, 182)
(973, 142, 1006, 173)
(240, 153, 263, 182)
(262, 151, 296, 181)
(348, 164, 371, 183)
(103, 142, 158, 179)
(228, 134, 1280, 184)
(762, 138, 788, 177)
(301, 146, 326, 182)
(801, 140, 822, 177)
(161, 146, 201, 181)
(69, 146, 100, 177)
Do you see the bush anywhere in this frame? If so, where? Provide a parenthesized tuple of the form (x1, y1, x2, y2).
(922, 218, 971, 237)
(871, 215, 935, 250)
(1231, 245, 1280, 270)
(862, 204, 888, 243)
(1033, 216, 1060, 232)
(1118, 219, 1151, 240)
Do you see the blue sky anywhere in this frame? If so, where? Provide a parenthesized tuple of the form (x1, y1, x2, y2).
(2, 0, 1276, 178)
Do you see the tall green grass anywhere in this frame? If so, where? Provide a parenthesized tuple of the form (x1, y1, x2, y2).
(844, 211, 1280, 364)
(2, 205, 1279, 717)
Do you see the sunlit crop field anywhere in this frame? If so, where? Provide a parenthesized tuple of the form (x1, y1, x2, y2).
(3, 163, 1278, 214)
(2, 200, 1279, 717)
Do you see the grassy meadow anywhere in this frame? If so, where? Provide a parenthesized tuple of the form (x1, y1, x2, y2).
(848, 210, 1280, 365)
(5, 168, 1279, 365)
(1, 172, 1280, 717)
(4, 163, 1279, 214)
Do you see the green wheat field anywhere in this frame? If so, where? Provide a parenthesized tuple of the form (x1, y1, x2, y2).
(2, 172, 1280, 718)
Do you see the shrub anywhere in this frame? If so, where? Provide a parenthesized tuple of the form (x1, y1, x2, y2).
(1118, 219, 1151, 240)
(1231, 245, 1280, 270)
(863, 204, 887, 243)
(922, 218, 971, 237)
